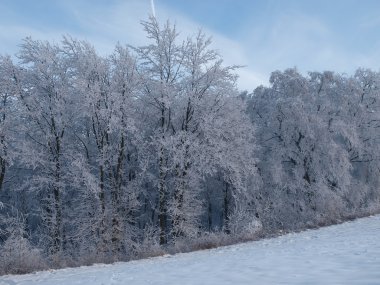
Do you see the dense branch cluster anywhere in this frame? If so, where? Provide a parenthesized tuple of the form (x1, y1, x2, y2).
(0, 18, 379, 274)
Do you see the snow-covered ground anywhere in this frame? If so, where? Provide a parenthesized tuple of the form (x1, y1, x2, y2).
(1, 215, 380, 285)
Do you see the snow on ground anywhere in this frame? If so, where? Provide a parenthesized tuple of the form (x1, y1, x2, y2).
(1, 215, 380, 285)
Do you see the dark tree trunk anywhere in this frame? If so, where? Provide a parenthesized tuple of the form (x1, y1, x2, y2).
(223, 182, 230, 234)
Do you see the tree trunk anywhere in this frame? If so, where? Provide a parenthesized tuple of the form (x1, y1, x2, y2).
(158, 146, 167, 245)
(208, 191, 212, 231)
(98, 164, 107, 252)
(0, 157, 5, 192)
(111, 135, 125, 254)
(159, 108, 167, 245)
(223, 182, 230, 234)
(52, 133, 63, 255)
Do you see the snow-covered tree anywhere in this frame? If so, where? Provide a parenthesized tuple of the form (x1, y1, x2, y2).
(0, 56, 17, 193)
(60, 37, 141, 257)
(14, 37, 77, 255)
(0, 16, 379, 275)
(133, 18, 257, 243)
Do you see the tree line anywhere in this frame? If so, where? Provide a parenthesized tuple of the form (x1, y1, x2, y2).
(0, 18, 379, 274)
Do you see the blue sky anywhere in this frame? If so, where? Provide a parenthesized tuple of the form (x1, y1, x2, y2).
(1, 0, 380, 90)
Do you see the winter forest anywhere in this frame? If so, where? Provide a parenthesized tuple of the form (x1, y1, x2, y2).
(0, 18, 380, 274)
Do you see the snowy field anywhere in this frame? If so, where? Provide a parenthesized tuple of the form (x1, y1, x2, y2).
(1, 215, 380, 285)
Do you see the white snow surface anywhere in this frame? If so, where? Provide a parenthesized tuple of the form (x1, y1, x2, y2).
(1, 215, 380, 285)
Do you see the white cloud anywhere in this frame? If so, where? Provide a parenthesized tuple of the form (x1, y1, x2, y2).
(148, 3, 268, 89)
(239, 13, 334, 72)
(60, 0, 151, 51)
(237, 11, 380, 80)
(0, 0, 268, 90)
(67, 1, 270, 89)
(14, 1, 380, 90)
(0, 25, 70, 56)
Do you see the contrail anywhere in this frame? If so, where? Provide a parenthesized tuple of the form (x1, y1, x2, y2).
(150, 0, 156, 18)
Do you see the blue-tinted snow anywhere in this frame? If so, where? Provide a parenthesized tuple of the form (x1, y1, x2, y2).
(1, 215, 380, 285)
